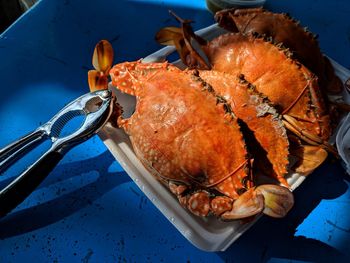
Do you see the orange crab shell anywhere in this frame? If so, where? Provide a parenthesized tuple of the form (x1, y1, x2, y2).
(203, 33, 331, 142)
(195, 70, 290, 186)
(109, 61, 253, 215)
(215, 7, 343, 94)
(87, 38, 295, 219)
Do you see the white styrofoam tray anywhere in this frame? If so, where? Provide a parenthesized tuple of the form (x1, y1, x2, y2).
(98, 24, 350, 251)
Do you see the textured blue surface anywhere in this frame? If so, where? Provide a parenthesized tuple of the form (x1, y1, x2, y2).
(0, 0, 349, 262)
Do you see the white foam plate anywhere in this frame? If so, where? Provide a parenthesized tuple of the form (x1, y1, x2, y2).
(98, 24, 350, 251)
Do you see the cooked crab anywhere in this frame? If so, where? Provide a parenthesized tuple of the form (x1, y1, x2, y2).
(88, 41, 291, 185)
(156, 14, 335, 165)
(89, 45, 294, 220)
(194, 70, 289, 186)
(214, 7, 343, 94)
(110, 61, 294, 219)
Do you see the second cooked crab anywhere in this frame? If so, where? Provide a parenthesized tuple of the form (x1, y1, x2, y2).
(156, 12, 335, 162)
(214, 7, 343, 94)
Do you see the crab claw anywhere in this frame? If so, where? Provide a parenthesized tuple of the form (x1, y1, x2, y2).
(88, 40, 114, 92)
(155, 12, 211, 69)
(155, 26, 190, 65)
(282, 114, 337, 156)
(221, 188, 264, 220)
(88, 69, 109, 92)
(221, 184, 294, 220)
(155, 26, 183, 46)
(256, 184, 294, 218)
(291, 144, 328, 175)
(92, 40, 114, 74)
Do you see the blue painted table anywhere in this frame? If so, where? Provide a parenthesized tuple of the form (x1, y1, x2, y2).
(0, 0, 349, 262)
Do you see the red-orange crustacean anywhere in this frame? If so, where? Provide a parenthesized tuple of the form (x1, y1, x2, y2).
(195, 70, 290, 186)
(88, 45, 294, 220)
(214, 7, 343, 94)
(155, 12, 335, 165)
(107, 61, 293, 220)
(86, 7, 342, 220)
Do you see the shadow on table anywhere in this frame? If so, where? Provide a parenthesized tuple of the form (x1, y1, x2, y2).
(0, 150, 130, 239)
(217, 159, 350, 262)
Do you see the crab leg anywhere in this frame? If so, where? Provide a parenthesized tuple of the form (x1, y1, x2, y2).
(156, 12, 211, 70)
(165, 173, 292, 219)
(167, 171, 257, 218)
(171, 186, 263, 219)
(290, 143, 328, 175)
(282, 115, 337, 156)
(221, 188, 264, 220)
